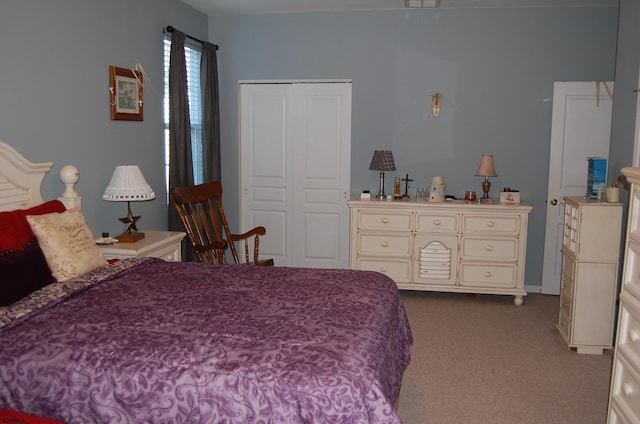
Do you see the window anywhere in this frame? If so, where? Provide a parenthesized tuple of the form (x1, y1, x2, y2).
(163, 37, 203, 195)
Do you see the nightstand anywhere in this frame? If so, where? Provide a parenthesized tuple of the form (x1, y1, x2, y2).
(98, 230, 186, 262)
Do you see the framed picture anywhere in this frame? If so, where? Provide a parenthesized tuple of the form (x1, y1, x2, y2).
(109, 66, 143, 121)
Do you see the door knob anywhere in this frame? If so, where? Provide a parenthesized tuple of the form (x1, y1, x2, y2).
(549, 198, 559, 206)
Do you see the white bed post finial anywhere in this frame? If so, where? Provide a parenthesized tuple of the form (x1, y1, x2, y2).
(58, 164, 82, 210)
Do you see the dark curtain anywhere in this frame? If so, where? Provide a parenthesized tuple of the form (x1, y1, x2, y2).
(201, 42, 221, 183)
(167, 30, 195, 261)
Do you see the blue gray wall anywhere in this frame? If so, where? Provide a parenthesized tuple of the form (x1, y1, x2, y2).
(2, 1, 635, 291)
(0, 0, 207, 236)
(609, 0, 640, 177)
(209, 7, 619, 289)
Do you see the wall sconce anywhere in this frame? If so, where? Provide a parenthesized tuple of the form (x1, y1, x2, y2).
(369, 150, 396, 200)
(475, 154, 497, 199)
(430, 92, 442, 120)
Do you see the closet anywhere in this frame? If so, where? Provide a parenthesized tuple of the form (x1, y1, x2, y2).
(240, 81, 352, 268)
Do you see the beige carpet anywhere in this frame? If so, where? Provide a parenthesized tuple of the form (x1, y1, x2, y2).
(397, 291, 613, 424)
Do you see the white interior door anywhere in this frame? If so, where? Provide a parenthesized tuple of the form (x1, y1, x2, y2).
(541, 81, 613, 295)
(240, 81, 352, 268)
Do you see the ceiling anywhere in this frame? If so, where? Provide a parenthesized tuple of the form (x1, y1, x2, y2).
(181, 0, 618, 16)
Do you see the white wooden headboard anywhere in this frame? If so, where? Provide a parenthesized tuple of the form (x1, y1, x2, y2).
(0, 140, 53, 212)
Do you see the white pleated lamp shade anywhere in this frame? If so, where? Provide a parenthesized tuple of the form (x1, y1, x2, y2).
(103, 165, 156, 201)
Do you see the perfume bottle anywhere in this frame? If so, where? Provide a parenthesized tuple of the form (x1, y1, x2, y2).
(394, 177, 401, 199)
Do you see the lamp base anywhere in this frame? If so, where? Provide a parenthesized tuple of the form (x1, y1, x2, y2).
(481, 179, 491, 199)
(115, 231, 145, 243)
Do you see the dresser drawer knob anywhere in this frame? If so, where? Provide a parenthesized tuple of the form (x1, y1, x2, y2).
(484, 271, 492, 278)
(433, 219, 441, 225)
(484, 245, 494, 252)
(622, 383, 634, 396)
(486, 221, 495, 227)
(381, 217, 390, 224)
(380, 241, 389, 248)
(630, 329, 640, 343)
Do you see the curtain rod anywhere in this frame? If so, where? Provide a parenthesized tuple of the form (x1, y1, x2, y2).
(164, 25, 218, 50)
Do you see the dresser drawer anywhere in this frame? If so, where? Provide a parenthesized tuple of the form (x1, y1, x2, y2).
(557, 310, 571, 342)
(357, 233, 412, 257)
(460, 237, 518, 261)
(622, 242, 640, 299)
(415, 212, 459, 233)
(357, 257, 412, 283)
(462, 214, 520, 235)
(561, 252, 576, 281)
(609, 355, 640, 424)
(559, 280, 573, 320)
(617, 294, 640, 368)
(459, 262, 517, 288)
(357, 210, 412, 231)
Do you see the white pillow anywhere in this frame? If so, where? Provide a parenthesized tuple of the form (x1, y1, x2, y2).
(26, 208, 107, 282)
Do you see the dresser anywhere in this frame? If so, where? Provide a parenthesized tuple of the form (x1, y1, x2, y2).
(98, 230, 186, 262)
(556, 197, 623, 355)
(607, 167, 640, 423)
(347, 199, 532, 305)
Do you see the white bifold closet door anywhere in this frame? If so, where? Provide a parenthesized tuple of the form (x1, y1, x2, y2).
(240, 81, 352, 268)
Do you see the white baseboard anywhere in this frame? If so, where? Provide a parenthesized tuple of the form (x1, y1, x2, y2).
(525, 284, 543, 294)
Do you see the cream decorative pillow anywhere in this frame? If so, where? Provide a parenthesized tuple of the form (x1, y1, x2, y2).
(26, 208, 107, 282)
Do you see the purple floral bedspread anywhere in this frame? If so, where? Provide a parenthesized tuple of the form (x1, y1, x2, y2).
(0, 258, 412, 423)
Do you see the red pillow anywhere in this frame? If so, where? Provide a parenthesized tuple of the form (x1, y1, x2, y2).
(0, 237, 55, 306)
(0, 409, 65, 424)
(0, 200, 66, 251)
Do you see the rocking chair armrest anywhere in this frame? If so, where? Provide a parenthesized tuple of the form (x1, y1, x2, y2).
(193, 240, 228, 252)
(229, 226, 267, 241)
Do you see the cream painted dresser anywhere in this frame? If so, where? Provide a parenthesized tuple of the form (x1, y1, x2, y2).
(347, 198, 532, 305)
(607, 167, 640, 423)
(556, 197, 623, 355)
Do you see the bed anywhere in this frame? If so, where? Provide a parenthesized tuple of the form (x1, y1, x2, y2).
(0, 140, 413, 423)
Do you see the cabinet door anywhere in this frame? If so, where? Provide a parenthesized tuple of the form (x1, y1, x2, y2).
(572, 262, 618, 346)
(575, 205, 622, 262)
(413, 234, 458, 286)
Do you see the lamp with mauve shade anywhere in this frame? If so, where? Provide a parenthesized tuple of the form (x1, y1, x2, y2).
(475, 154, 497, 200)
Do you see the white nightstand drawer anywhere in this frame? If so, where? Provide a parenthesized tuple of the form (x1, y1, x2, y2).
(462, 215, 520, 235)
(460, 237, 518, 261)
(357, 211, 412, 231)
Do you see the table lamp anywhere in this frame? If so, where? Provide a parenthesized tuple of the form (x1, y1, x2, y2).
(369, 150, 396, 200)
(103, 165, 156, 242)
(475, 154, 497, 199)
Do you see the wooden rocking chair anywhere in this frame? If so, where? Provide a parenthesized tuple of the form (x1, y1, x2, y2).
(170, 182, 274, 266)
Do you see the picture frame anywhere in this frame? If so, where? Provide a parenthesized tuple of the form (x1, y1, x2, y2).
(109, 66, 143, 121)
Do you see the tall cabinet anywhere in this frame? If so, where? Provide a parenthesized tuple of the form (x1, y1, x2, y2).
(607, 167, 640, 423)
(556, 197, 622, 355)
